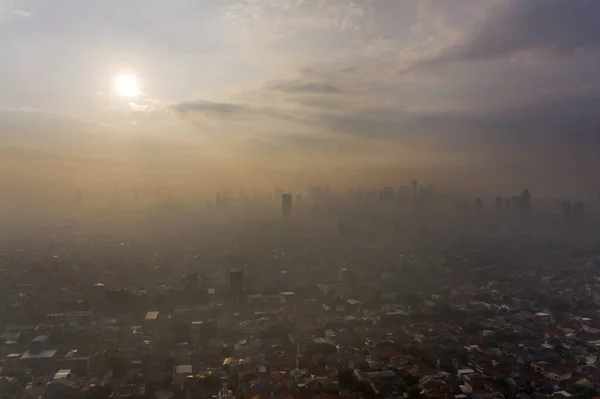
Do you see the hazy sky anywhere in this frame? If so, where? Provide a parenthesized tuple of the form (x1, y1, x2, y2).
(1, 0, 600, 197)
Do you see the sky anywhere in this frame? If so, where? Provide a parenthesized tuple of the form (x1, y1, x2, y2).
(1, 0, 600, 199)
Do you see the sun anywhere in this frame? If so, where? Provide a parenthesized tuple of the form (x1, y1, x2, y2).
(115, 73, 139, 97)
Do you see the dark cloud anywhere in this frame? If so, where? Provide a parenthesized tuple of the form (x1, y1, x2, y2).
(171, 100, 250, 119)
(265, 79, 343, 94)
(171, 100, 300, 126)
(412, 0, 600, 70)
(320, 94, 600, 140)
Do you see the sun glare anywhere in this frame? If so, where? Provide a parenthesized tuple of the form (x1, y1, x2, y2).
(115, 73, 139, 97)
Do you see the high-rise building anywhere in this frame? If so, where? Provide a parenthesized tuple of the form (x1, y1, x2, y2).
(520, 189, 531, 220)
(282, 193, 292, 219)
(495, 197, 504, 212)
(216, 193, 229, 208)
(561, 201, 572, 221)
(229, 269, 243, 300)
(411, 179, 419, 201)
(573, 202, 585, 222)
(397, 186, 410, 202)
(295, 193, 303, 206)
(505, 198, 511, 212)
(474, 198, 483, 212)
(378, 187, 395, 204)
(183, 273, 199, 291)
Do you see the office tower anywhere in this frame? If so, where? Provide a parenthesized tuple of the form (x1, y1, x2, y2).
(573, 202, 585, 222)
(520, 189, 531, 220)
(505, 198, 511, 212)
(420, 185, 434, 204)
(511, 196, 521, 215)
(339, 267, 355, 286)
(397, 186, 410, 203)
(495, 197, 504, 212)
(378, 187, 395, 205)
(183, 273, 199, 291)
(74, 187, 83, 212)
(282, 193, 292, 219)
(473, 198, 483, 212)
(274, 187, 281, 203)
(229, 269, 243, 300)
(295, 193, 303, 206)
(411, 179, 419, 201)
(561, 201, 572, 221)
(90, 282, 106, 309)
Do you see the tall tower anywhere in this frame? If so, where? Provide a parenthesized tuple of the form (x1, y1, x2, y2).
(473, 198, 483, 213)
(561, 201, 572, 221)
(282, 193, 292, 219)
(411, 179, 419, 201)
(573, 202, 585, 222)
(495, 197, 504, 212)
(520, 189, 531, 220)
(229, 269, 243, 301)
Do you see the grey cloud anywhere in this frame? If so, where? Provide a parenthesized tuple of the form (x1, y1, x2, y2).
(316, 92, 600, 145)
(171, 100, 300, 127)
(173, 88, 600, 145)
(12, 9, 31, 18)
(172, 101, 249, 119)
(411, 0, 600, 70)
(265, 79, 343, 94)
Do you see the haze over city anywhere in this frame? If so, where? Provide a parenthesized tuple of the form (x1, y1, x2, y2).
(1, 0, 600, 211)
(4, 2, 600, 399)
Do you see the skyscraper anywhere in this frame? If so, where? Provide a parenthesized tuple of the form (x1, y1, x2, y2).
(573, 202, 585, 222)
(520, 189, 531, 220)
(474, 198, 483, 212)
(397, 186, 410, 203)
(282, 193, 292, 219)
(495, 196, 503, 212)
(229, 269, 243, 300)
(411, 179, 419, 201)
(378, 187, 395, 205)
(561, 201, 572, 221)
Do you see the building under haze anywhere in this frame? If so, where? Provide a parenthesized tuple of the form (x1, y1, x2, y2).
(229, 269, 243, 301)
(282, 193, 292, 219)
(411, 179, 419, 201)
(474, 198, 483, 213)
(561, 201, 572, 221)
(378, 187, 395, 205)
(398, 186, 410, 202)
(495, 197, 503, 212)
(520, 189, 531, 220)
(573, 202, 585, 222)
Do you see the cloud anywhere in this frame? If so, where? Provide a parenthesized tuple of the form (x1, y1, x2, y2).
(225, 0, 368, 36)
(171, 100, 252, 120)
(265, 79, 343, 94)
(408, 0, 600, 71)
(11, 9, 31, 18)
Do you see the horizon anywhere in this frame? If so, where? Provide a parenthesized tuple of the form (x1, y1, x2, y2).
(1, 0, 600, 206)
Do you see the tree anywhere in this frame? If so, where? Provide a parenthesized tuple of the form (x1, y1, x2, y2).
(408, 386, 422, 399)
(571, 384, 590, 399)
(108, 351, 128, 378)
(337, 368, 358, 391)
(85, 386, 112, 399)
(402, 374, 420, 387)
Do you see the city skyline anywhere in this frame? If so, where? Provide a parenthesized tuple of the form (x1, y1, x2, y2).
(1, 0, 600, 201)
